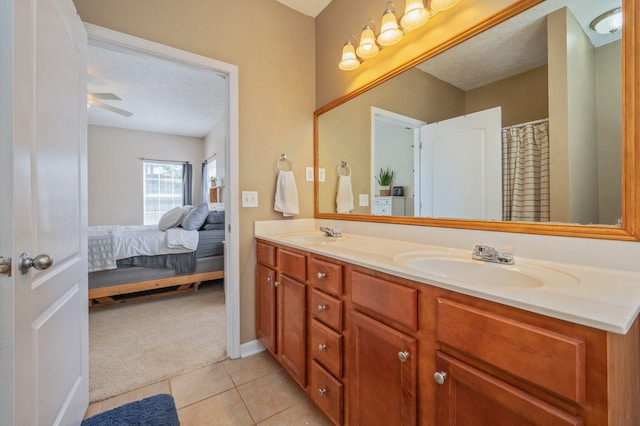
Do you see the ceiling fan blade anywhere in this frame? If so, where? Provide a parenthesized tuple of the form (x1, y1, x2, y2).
(90, 100, 133, 117)
(88, 92, 122, 101)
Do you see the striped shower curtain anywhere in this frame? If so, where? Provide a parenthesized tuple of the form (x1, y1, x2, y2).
(502, 119, 550, 222)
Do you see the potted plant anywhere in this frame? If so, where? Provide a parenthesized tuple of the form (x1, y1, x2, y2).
(209, 176, 218, 188)
(376, 167, 393, 196)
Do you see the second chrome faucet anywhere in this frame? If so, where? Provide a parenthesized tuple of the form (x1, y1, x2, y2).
(472, 244, 514, 264)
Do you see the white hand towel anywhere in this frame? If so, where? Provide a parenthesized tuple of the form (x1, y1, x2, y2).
(274, 170, 299, 216)
(336, 175, 354, 214)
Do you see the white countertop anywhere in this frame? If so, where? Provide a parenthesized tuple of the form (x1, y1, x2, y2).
(255, 226, 640, 335)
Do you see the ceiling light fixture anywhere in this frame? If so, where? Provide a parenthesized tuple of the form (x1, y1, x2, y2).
(339, 0, 458, 71)
(590, 7, 623, 34)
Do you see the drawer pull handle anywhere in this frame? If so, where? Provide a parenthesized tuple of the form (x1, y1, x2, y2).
(398, 351, 410, 362)
(318, 388, 327, 397)
(274, 281, 281, 287)
(317, 272, 327, 279)
(318, 343, 327, 352)
(433, 371, 447, 385)
(317, 304, 327, 312)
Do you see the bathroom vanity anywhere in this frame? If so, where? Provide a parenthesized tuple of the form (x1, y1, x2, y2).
(255, 229, 640, 426)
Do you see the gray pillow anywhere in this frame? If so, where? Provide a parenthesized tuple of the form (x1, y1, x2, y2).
(181, 203, 210, 231)
(206, 210, 225, 224)
(158, 206, 188, 231)
(202, 222, 225, 231)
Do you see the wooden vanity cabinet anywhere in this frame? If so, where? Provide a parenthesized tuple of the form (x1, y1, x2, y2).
(255, 240, 308, 387)
(348, 269, 419, 426)
(256, 240, 640, 425)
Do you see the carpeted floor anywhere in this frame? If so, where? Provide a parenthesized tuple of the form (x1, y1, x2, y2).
(89, 281, 227, 403)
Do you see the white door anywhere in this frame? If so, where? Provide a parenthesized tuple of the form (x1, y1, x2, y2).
(419, 107, 502, 220)
(0, 0, 89, 424)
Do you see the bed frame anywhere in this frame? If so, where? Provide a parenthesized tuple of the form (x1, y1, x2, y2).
(88, 269, 224, 307)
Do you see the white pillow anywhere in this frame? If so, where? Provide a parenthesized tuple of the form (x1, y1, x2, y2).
(158, 206, 188, 231)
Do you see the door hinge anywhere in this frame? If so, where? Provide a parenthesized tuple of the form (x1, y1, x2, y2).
(0, 256, 11, 278)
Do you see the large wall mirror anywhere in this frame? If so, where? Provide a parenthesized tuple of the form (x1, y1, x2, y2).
(315, 0, 640, 241)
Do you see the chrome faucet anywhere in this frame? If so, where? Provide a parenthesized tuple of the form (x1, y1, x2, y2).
(319, 226, 342, 238)
(472, 244, 514, 265)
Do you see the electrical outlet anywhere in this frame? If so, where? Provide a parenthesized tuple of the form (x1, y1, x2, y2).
(319, 168, 326, 182)
(242, 191, 258, 207)
(305, 167, 314, 182)
(359, 194, 369, 206)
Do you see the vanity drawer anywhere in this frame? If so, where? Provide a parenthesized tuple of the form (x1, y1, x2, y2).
(311, 319, 343, 378)
(310, 360, 343, 426)
(437, 298, 586, 404)
(311, 289, 343, 332)
(279, 248, 307, 282)
(351, 270, 418, 332)
(256, 240, 276, 268)
(310, 257, 343, 297)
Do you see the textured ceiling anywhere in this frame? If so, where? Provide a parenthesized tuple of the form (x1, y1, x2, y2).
(418, 0, 622, 90)
(87, 44, 227, 138)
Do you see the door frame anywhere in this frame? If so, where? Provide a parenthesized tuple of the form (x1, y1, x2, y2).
(85, 24, 241, 358)
(370, 107, 426, 215)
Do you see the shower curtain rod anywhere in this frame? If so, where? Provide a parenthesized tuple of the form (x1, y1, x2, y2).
(502, 118, 549, 130)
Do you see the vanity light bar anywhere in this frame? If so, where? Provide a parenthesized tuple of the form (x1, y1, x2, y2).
(339, 0, 459, 71)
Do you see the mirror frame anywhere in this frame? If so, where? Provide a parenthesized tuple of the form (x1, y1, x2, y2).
(314, 0, 639, 241)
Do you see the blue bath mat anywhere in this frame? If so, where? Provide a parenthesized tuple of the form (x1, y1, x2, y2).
(82, 393, 179, 426)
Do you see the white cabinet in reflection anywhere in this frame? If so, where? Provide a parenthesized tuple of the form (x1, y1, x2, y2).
(373, 197, 405, 216)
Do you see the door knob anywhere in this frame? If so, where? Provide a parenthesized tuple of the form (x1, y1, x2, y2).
(398, 351, 410, 362)
(19, 252, 53, 275)
(433, 371, 447, 385)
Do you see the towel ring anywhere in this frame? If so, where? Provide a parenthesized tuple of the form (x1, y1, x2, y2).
(276, 154, 294, 171)
(337, 161, 351, 177)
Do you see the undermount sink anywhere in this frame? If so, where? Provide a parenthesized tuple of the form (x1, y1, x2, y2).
(393, 252, 579, 288)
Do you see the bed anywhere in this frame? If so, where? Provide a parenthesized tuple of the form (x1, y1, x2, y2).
(88, 205, 225, 307)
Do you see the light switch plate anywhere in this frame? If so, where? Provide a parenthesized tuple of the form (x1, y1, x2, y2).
(319, 168, 326, 182)
(242, 191, 258, 207)
(305, 167, 314, 182)
(359, 194, 369, 206)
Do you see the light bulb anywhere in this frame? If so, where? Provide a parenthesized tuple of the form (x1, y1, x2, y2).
(356, 23, 379, 59)
(377, 3, 403, 47)
(339, 39, 360, 71)
(401, 0, 429, 30)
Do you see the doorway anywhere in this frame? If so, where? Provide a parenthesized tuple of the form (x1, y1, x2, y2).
(85, 24, 240, 361)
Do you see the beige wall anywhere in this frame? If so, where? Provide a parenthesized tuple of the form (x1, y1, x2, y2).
(87, 125, 204, 226)
(75, 0, 316, 344)
(548, 7, 599, 224)
(465, 65, 549, 127)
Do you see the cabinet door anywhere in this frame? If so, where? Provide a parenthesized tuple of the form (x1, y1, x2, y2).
(349, 310, 417, 426)
(279, 276, 307, 387)
(256, 263, 277, 354)
(435, 351, 583, 426)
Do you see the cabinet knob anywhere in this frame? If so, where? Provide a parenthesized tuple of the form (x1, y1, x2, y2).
(266, 276, 272, 282)
(433, 371, 447, 385)
(318, 343, 327, 352)
(318, 388, 327, 397)
(317, 272, 327, 279)
(398, 351, 410, 362)
(274, 281, 281, 287)
(317, 304, 327, 312)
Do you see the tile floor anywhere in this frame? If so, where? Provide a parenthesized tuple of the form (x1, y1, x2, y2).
(84, 351, 333, 425)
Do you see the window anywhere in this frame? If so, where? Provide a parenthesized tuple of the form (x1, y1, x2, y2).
(143, 161, 184, 225)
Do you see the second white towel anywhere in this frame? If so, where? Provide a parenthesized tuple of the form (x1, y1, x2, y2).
(274, 170, 299, 216)
(336, 175, 354, 214)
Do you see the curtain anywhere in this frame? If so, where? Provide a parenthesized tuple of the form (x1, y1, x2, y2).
(502, 120, 550, 222)
(201, 162, 208, 204)
(182, 163, 193, 206)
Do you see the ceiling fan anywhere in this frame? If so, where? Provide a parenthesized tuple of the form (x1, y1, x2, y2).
(87, 93, 133, 117)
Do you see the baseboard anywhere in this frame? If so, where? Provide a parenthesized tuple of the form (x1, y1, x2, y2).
(240, 339, 265, 358)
